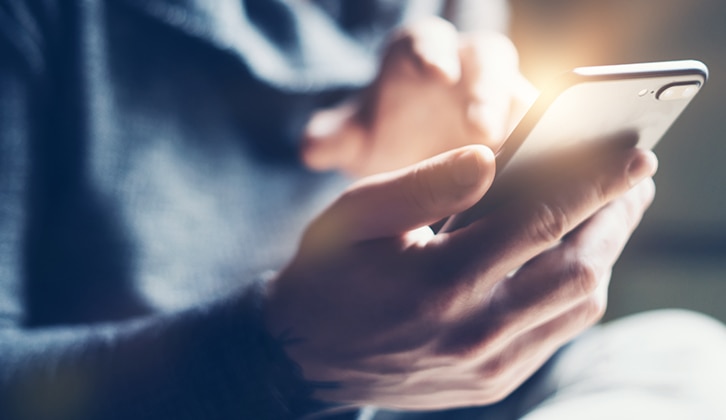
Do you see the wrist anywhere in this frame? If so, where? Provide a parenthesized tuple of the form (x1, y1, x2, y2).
(249, 276, 348, 417)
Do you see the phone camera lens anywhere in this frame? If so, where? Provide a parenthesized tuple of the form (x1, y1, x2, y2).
(656, 82, 701, 101)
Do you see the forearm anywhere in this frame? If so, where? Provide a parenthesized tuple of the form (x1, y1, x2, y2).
(0, 282, 326, 420)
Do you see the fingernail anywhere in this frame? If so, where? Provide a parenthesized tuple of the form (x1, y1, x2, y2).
(452, 149, 483, 187)
(627, 150, 658, 187)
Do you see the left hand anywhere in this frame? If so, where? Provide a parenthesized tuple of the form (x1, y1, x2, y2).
(301, 17, 538, 177)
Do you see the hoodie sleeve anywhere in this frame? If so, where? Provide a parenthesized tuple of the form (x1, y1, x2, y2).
(0, 1, 340, 418)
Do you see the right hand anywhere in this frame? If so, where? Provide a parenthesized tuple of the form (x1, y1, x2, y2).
(265, 144, 657, 410)
(300, 18, 537, 178)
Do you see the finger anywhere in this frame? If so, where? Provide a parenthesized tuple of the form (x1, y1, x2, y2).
(385, 17, 461, 84)
(484, 178, 656, 338)
(308, 145, 495, 245)
(565, 176, 656, 248)
(300, 101, 366, 172)
(301, 17, 461, 174)
(458, 32, 520, 144)
(433, 279, 609, 403)
(505, 74, 539, 140)
(436, 147, 658, 284)
(476, 289, 609, 399)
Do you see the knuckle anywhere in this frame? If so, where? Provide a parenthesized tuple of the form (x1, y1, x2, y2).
(435, 321, 502, 361)
(530, 202, 570, 244)
(467, 32, 519, 63)
(564, 258, 600, 297)
(479, 356, 510, 381)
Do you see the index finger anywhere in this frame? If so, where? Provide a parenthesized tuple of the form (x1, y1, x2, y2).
(429, 146, 658, 284)
(458, 32, 520, 146)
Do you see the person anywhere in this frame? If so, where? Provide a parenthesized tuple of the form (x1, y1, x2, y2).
(0, 1, 724, 419)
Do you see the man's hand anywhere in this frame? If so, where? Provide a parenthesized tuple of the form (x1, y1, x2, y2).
(301, 18, 537, 177)
(265, 144, 657, 410)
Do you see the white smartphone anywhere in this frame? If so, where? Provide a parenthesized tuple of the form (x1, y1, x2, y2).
(441, 59, 708, 232)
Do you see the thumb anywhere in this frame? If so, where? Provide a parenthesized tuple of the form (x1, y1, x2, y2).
(301, 101, 366, 172)
(310, 145, 496, 245)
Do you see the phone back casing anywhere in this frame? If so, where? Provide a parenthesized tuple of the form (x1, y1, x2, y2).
(442, 60, 708, 232)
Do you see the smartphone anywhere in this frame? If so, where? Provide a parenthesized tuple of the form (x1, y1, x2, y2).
(441, 59, 708, 232)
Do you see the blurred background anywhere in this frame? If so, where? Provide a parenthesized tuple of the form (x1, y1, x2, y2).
(508, 0, 726, 322)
